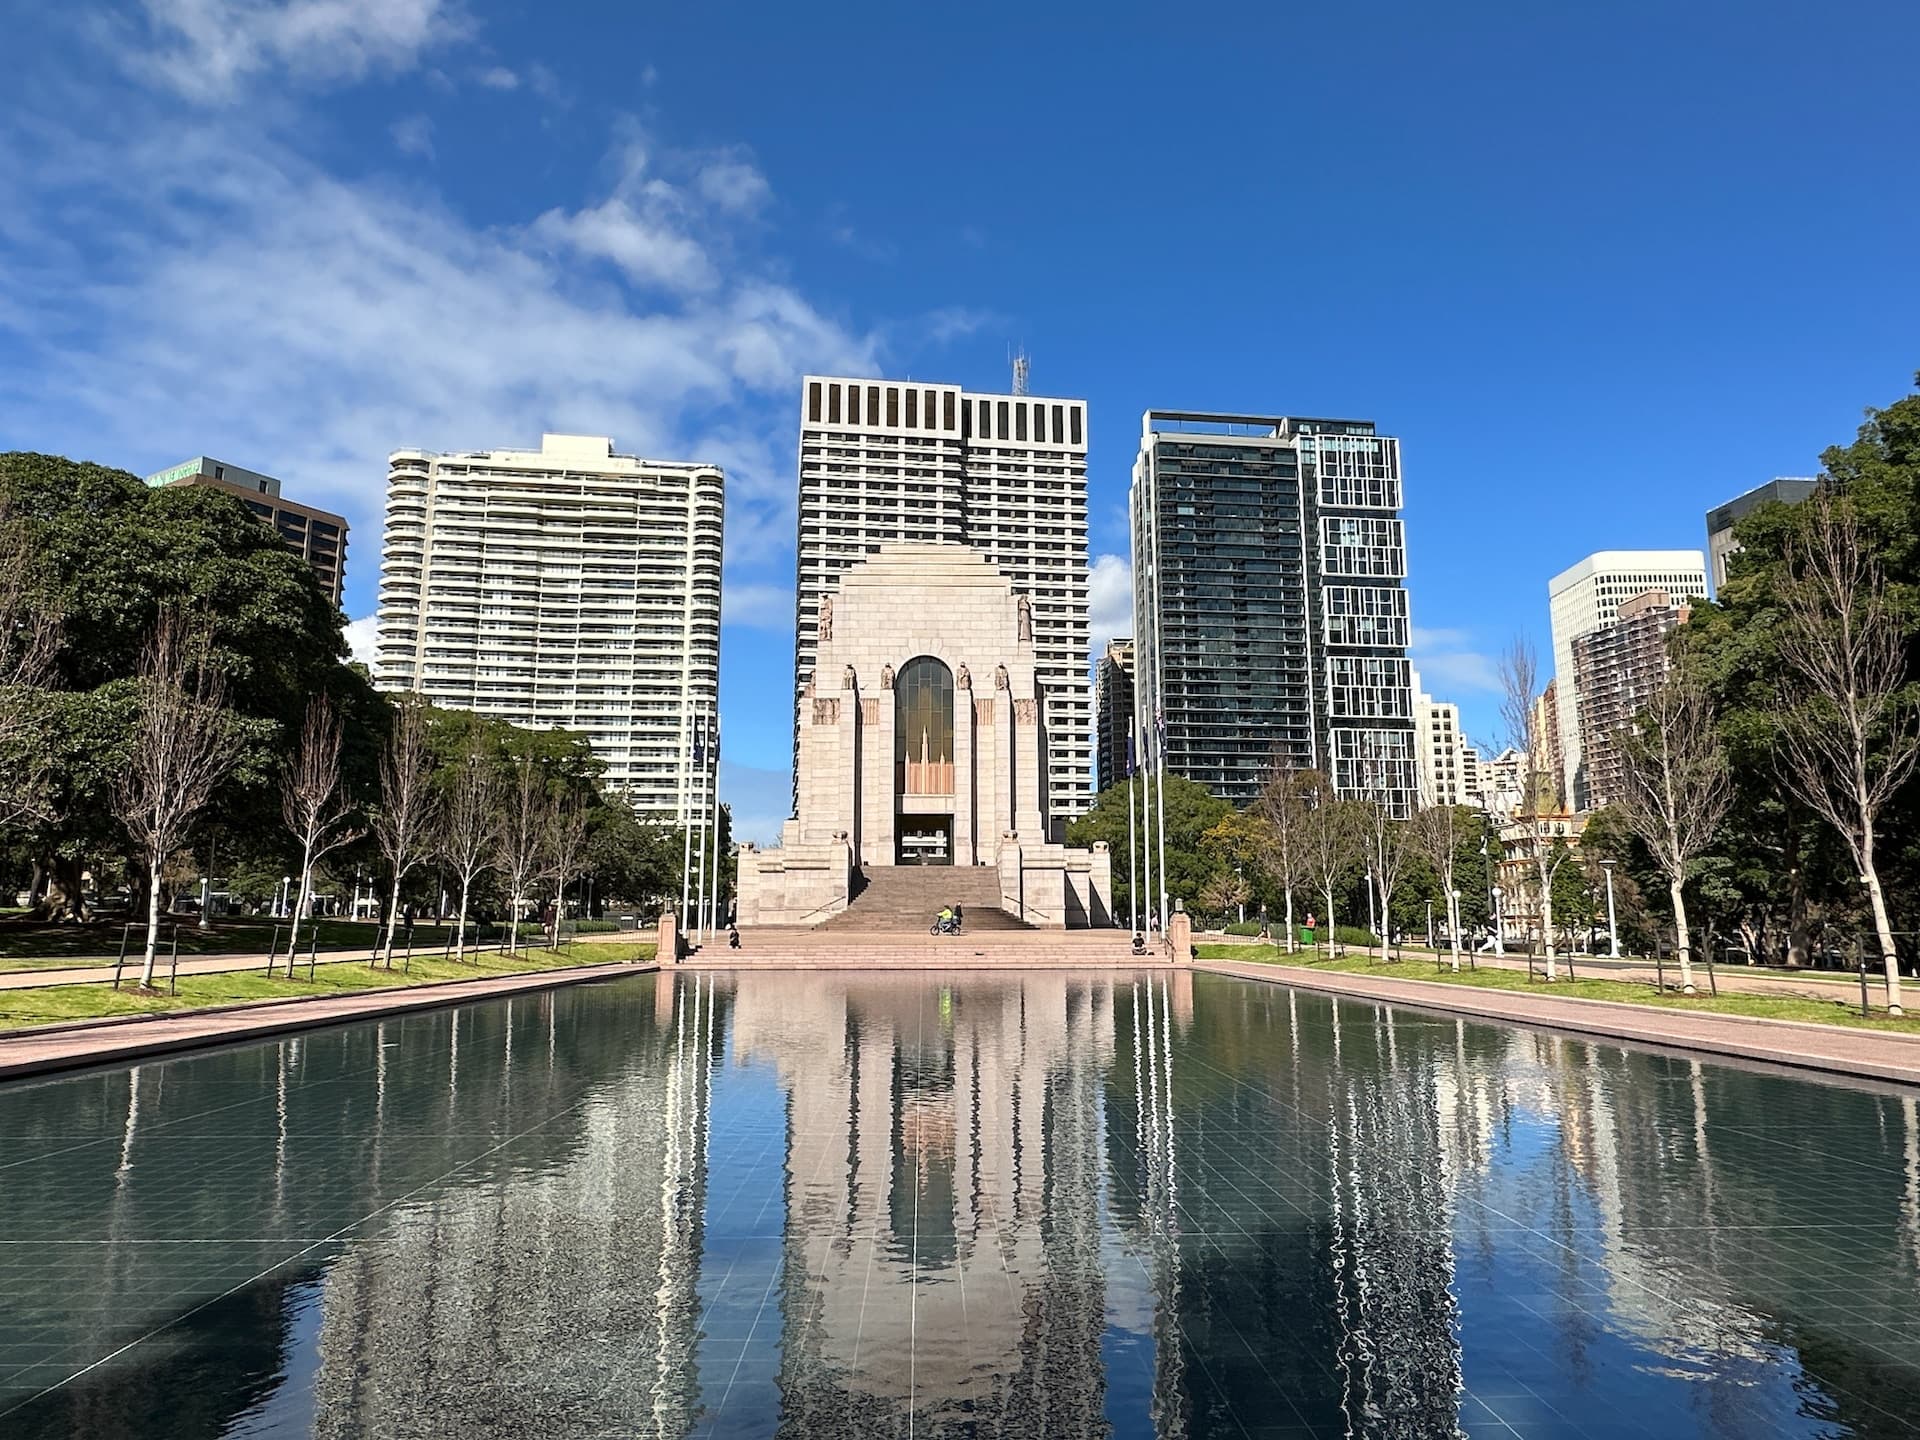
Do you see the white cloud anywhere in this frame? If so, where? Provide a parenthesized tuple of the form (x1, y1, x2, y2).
(344, 614, 379, 667)
(1087, 553, 1133, 655)
(0, 107, 880, 588)
(1409, 626, 1502, 697)
(924, 306, 992, 345)
(390, 113, 434, 159)
(531, 195, 717, 293)
(475, 64, 517, 89)
(694, 157, 771, 215)
(132, 0, 470, 98)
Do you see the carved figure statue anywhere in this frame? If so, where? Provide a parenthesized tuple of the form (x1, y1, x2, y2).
(881, 663, 895, 690)
(843, 664, 856, 690)
(994, 663, 1009, 690)
(1016, 595, 1032, 642)
(956, 662, 972, 691)
(818, 595, 833, 642)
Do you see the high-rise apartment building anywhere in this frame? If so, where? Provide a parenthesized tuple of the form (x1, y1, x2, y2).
(1094, 637, 1135, 792)
(795, 376, 1090, 834)
(1130, 410, 1415, 813)
(145, 455, 349, 605)
(1412, 675, 1468, 807)
(1532, 681, 1566, 810)
(1458, 744, 1485, 811)
(1705, 477, 1817, 592)
(1571, 589, 1692, 809)
(373, 434, 723, 823)
(1547, 550, 1708, 810)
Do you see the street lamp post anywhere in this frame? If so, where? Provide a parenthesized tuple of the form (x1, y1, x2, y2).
(1492, 885, 1506, 955)
(1365, 868, 1376, 935)
(1601, 859, 1620, 958)
(1450, 887, 1462, 971)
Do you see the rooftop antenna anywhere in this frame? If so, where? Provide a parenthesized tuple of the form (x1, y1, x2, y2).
(1010, 345, 1030, 397)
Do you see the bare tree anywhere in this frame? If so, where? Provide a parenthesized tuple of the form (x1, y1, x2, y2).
(541, 790, 590, 949)
(1499, 637, 1570, 979)
(281, 694, 363, 972)
(1411, 801, 1468, 972)
(1358, 742, 1414, 959)
(113, 611, 234, 988)
(495, 756, 550, 955)
(439, 741, 500, 962)
(371, 698, 438, 966)
(0, 491, 57, 831)
(1611, 675, 1732, 994)
(1297, 770, 1362, 958)
(1253, 764, 1308, 951)
(1775, 496, 1919, 1014)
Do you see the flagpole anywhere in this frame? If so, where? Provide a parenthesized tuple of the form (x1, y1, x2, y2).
(1155, 710, 1170, 933)
(1126, 730, 1140, 934)
(704, 709, 722, 937)
(680, 706, 694, 929)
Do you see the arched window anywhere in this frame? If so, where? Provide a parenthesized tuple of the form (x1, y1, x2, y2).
(896, 656, 954, 796)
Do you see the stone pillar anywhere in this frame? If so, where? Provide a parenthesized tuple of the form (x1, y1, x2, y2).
(839, 681, 860, 865)
(1013, 694, 1044, 840)
(657, 909, 678, 965)
(864, 690, 894, 867)
(953, 686, 976, 865)
(1167, 904, 1192, 964)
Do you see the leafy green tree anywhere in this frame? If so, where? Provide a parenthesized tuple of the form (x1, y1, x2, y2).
(1067, 776, 1232, 921)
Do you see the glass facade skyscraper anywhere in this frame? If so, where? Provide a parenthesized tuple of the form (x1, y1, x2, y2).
(1129, 411, 1416, 814)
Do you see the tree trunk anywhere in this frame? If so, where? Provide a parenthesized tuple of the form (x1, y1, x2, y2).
(1284, 887, 1294, 955)
(381, 873, 404, 969)
(1671, 877, 1695, 994)
(1536, 860, 1557, 980)
(455, 873, 472, 962)
(1323, 885, 1336, 958)
(30, 856, 90, 922)
(137, 849, 163, 988)
(1447, 884, 1462, 972)
(1864, 860, 1905, 1016)
(287, 861, 314, 977)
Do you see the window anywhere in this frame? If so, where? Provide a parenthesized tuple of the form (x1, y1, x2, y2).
(828, 384, 841, 424)
(809, 382, 822, 423)
(896, 656, 955, 797)
(1051, 405, 1064, 444)
(888, 387, 900, 427)
(1016, 405, 1027, 442)
(997, 400, 1009, 437)
(867, 386, 881, 425)
(905, 388, 918, 428)
(945, 391, 956, 430)
(1070, 407, 1082, 446)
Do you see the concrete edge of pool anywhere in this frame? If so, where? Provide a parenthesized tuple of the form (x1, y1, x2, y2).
(1199, 958, 1920, 1088)
(0, 962, 658, 1082)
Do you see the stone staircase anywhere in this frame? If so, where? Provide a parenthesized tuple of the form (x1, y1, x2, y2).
(820, 865, 1030, 932)
(691, 927, 1152, 968)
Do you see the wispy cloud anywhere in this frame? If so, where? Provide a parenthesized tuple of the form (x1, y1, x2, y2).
(1087, 553, 1133, 656)
(390, 113, 434, 159)
(128, 0, 471, 99)
(1410, 626, 1502, 697)
(475, 63, 517, 89)
(924, 306, 994, 345)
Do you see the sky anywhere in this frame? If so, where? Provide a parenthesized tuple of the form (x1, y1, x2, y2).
(2, 0, 1915, 843)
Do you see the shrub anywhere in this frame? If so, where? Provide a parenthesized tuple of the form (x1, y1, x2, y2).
(1222, 921, 1264, 936)
(569, 919, 623, 935)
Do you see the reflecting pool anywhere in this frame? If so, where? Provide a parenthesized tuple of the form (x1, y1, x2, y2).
(3, 970, 1919, 1437)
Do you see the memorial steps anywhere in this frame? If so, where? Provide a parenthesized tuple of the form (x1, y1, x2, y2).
(689, 928, 1150, 968)
(821, 865, 1028, 932)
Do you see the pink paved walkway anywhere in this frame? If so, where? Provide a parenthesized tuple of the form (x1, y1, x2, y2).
(0, 961, 651, 1081)
(1199, 958, 1920, 1087)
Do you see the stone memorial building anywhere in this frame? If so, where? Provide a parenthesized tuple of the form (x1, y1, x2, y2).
(736, 544, 1112, 928)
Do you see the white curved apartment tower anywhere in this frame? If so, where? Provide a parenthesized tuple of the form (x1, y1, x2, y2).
(375, 434, 722, 824)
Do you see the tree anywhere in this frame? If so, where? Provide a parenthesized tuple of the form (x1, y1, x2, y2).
(1357, 742, 1414, 959)
(281, 694, 362, 971)
(1297, 771, 1363, 956)
(1252, 765, 1310, 951)
(113, 611, 234, 988)
(1610, 675, 1732, 993)
(496, 756, 550, 955)
(542, 789, 590, 942)
(1548, 839, 1596, 950)
(1499, 637, 1570, 978)
(372, 698, 437, 966)
(1775, 494, 1919, 1013)
(0, 489, 57, 831)
(1411, 803, 1471, 970)
(1197, 867, 1251, 928)
(1066, 775, 1232, 918)
(439, 740, 500, 961)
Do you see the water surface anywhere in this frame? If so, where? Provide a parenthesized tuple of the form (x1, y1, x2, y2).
(2, 970, 1917, 1437)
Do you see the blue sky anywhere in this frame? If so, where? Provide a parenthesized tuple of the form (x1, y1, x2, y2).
(3, 0, 1915, 841)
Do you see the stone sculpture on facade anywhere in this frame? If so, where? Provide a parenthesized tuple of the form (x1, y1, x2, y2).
(881, 663, 895, 690)
(1017, 594, 1032, 642)
(818, 595, 832, 642)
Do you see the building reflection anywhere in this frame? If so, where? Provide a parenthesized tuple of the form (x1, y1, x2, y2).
(729, 971, 1115, 1436)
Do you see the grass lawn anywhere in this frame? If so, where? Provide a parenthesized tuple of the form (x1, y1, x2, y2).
(0, 916, 641, 968)
(0, 941, 657, 1032)
(1194, 944, 1920, 1035)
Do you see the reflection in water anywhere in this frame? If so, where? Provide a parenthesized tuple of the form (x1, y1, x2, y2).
(2, 970, 1919, 1438)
